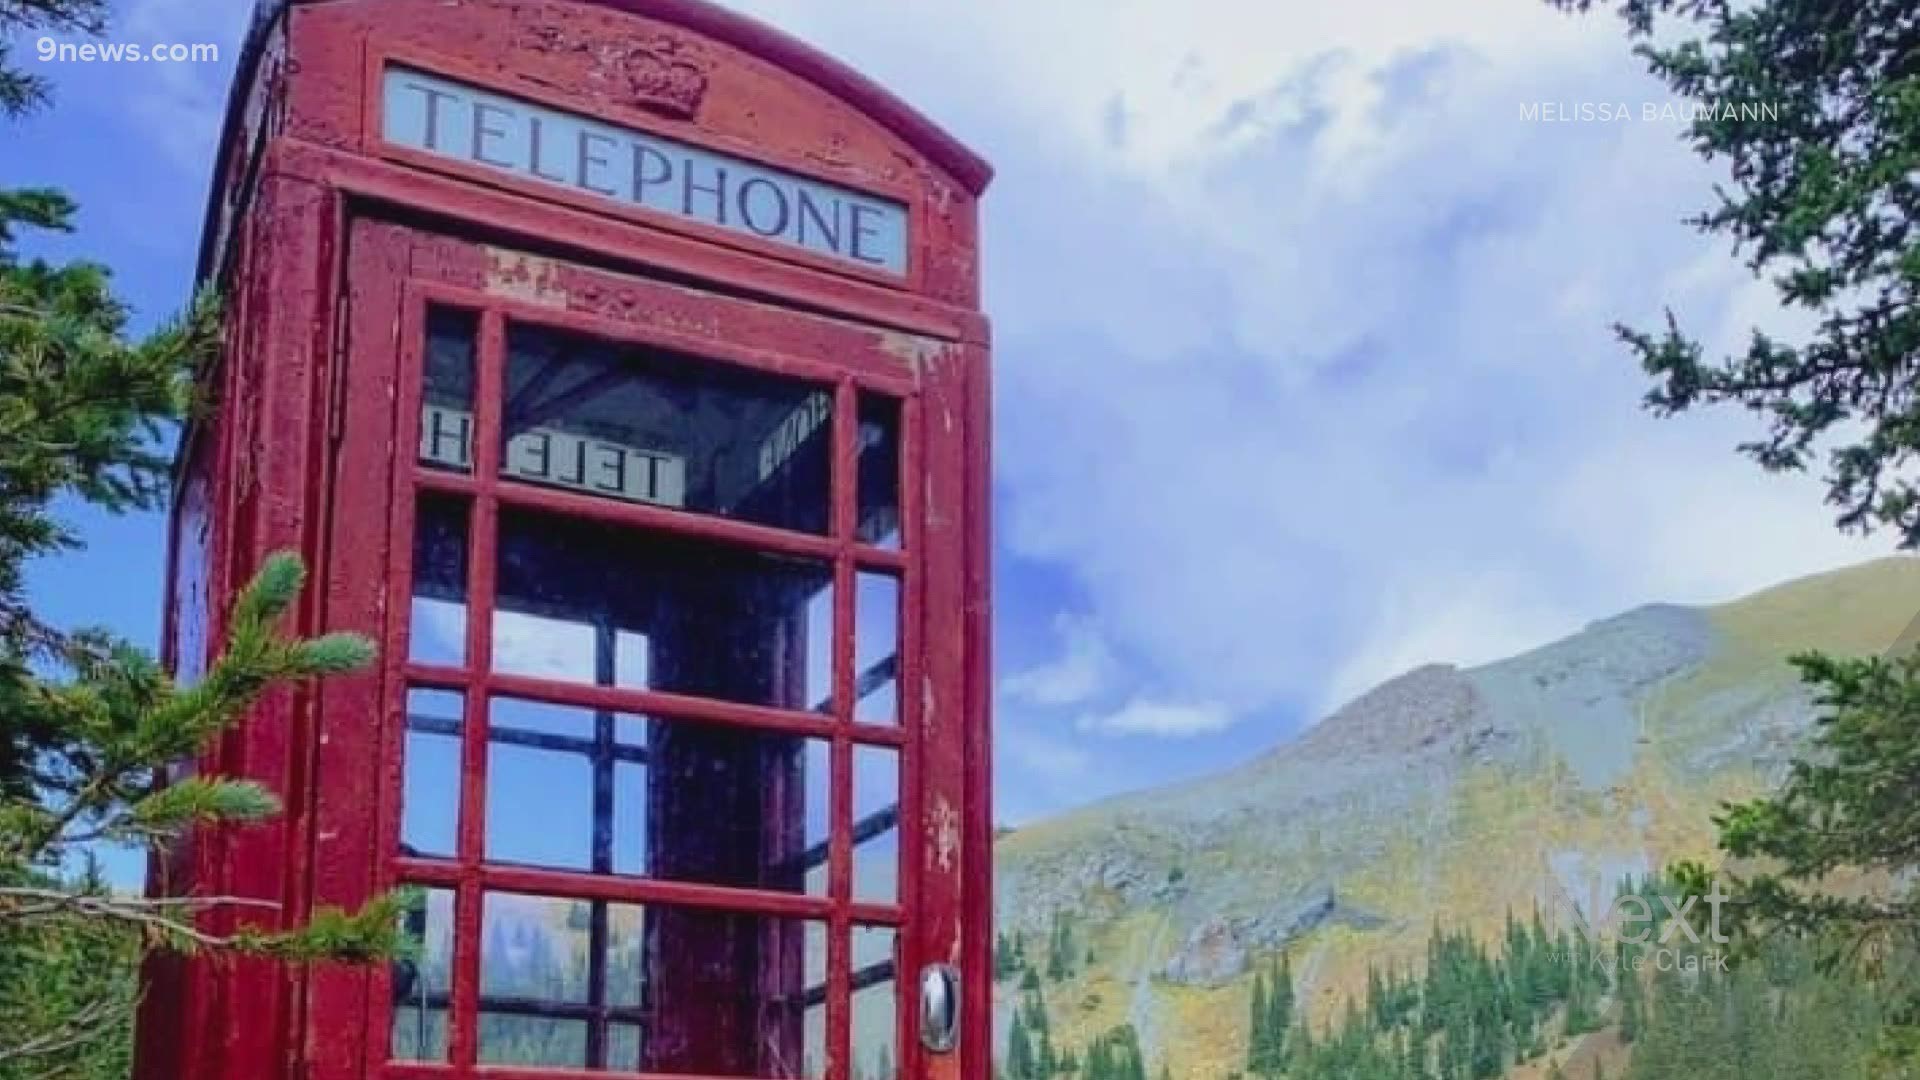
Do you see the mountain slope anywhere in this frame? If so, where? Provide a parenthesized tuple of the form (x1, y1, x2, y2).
(993, 555, 1920, 1077)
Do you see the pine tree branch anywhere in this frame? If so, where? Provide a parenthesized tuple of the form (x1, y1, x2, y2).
(0, 886, 280, 920)
(0, 887, 270, 950)
(0, 994, 134, 1067)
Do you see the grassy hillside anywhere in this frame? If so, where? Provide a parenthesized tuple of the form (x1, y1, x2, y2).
(994, 556, 1920, 1079)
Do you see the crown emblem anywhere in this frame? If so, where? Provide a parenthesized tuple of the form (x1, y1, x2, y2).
(516, 23, 711, 121)
(620, 40, 709, 119)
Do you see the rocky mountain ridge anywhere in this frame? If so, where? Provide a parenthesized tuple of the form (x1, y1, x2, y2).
(993, 556, 1920, 1076)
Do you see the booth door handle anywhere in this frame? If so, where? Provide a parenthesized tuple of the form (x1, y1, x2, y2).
(919, 963, 960, 1054)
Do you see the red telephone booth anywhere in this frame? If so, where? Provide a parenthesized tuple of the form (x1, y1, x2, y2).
(140, 4, 991, 1080)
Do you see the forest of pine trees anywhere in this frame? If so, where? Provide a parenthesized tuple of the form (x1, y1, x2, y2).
(1002, 972, 1151, 1080)
(997, 916, 1150, 1080)
(997, 876, 1902, 1080)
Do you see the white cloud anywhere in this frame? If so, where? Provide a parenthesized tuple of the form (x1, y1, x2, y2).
(1002, 614, 1118, 708)
(1002, 728, 1095, 780)
(722, 0, 1891, 741)
(1076, 699, 1234, 738)
(1321, 570, 1583, 715)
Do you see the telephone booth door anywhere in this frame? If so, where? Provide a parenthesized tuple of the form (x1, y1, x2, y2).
(311, 218, 976, 1080)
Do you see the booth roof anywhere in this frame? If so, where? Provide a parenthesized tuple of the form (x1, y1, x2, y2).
(198, 0, 993, 279)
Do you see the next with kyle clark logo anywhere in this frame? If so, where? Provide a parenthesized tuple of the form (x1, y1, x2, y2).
(1539, 870, 1735, 975)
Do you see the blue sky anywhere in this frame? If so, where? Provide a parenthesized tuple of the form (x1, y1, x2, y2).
(3, 0, 1895, 837)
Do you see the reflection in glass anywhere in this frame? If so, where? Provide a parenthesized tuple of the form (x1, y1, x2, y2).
(478, 894, 643, 1070)
(854, 573, 899, 726)
(401, 688, 462, 859)
(501, 323, 832, 533)
(802, 739, 831, 897)
(485, 697, 645, 874)
(856, 395, 901, 548)
(642, 713, 833, 896)
(852, 745, 900, 906)
(481, 698, 829, 896)
(852, 926, 899, 1080)
(418, 307, 478, 474)
(391, 887, 454, 1061)
(493, 508, 833, 713)
(477, 893, 825, 1077)
(803, 925, 827, 1080)
(409, 496, 469, 667)
(805, 588, 833, 715)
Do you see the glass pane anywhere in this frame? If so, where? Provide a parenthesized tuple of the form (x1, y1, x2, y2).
(409, 495, 469, 666)
(401, 688, 462, 859)
(856, 395, 900, 549)
(852, 745, 900, 906)
(493, 507, 834, 712)
(479, 895, 644, 1070)
(502, 322, 832, 533)
(391, 887, 454, 1062)
(485, 697, 645, 873)
(802, 739, 831, 897)
(802, 926, 828, 1080)
(479, 893, 825, 1077)
(633, 717, 834, 896)
(614, 758, 646, 876)
(854, 573, 899, 726)
(418, 307, 478, 473)
(482, 698, 828, 895)
(610, 1024, 643, 1072)
(852, 927, 898, 1080)
(477, 1015, 588, 1069)
(806, 587, 833, 715)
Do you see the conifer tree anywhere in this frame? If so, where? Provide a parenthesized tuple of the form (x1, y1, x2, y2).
(1617, 946, 1645, 1045)
(1008, 1010, 1034, 1080)
(1270, 954, 1295, 1066)
(1247, 969, 1270, 1074)
(997, 929, 1032, 982)
(1048, 912, 1076, 981)
(0, 5, 401, 1072)
(1549, 0, 1920, 1058)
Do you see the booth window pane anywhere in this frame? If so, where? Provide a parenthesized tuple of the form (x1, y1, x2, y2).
(484, 697, 645, 874)
(478, 893, 825, 1077)
(409, 496, 469, 667)
(493, 507, 834, 713)
(478, 1016, 589, 1069)
(478, 895, 643, 1070)
(614, 758, 646, 876)
(418, 307, 478, 474)
(501, 323, 832, 533)
(854, 573, 899, 726)
(802, 739, 831, 897)
(610, 1024, 643, 1072)
(483, 696, 828, 896)
(391, 887, 454, 1062)
(856, 395, 900, 549)
(851, 927, 899, 1080)
(650, 716, 832, 896)
(400, 688, 463, 859)
(852, 745, 900, 906)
